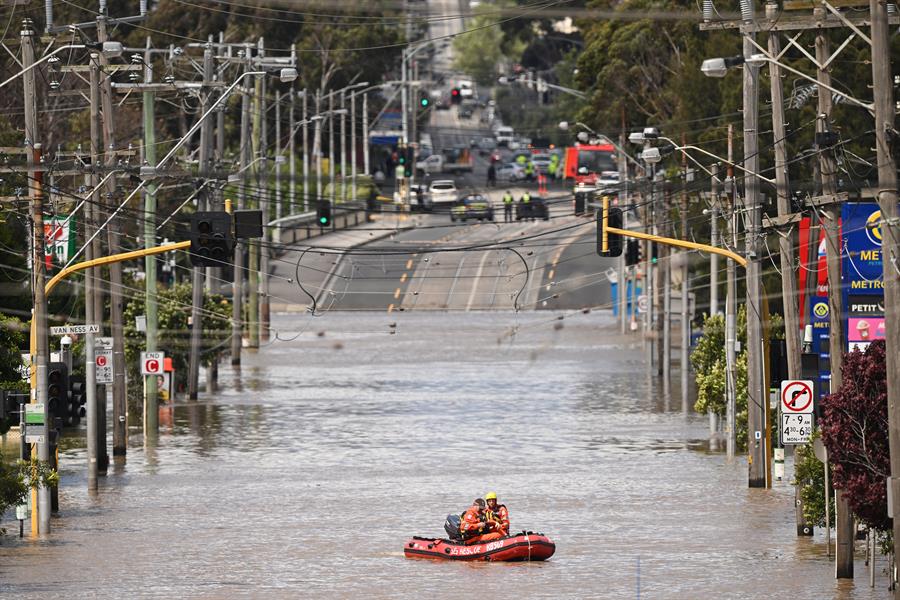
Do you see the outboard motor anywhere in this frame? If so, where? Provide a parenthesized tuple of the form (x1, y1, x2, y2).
(444, 513, 463, 541)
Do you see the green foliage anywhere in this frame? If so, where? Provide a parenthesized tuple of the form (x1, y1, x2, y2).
(0, 453, 58, 533)
(794, 432, 834, 528)
(0, 314, 26, 387)
(690, 305, 783, 451)
(123, 282, 231, 396)
(452, 5, 506, 86)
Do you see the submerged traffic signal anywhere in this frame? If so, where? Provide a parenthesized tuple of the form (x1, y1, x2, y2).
(190, 212, 234, 267)
(317, 200, 332, 228)
(596, 198, 623, 257)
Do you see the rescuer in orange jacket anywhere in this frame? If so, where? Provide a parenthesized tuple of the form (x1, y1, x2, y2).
(484, 492, 509, 536)
(460, 498, 503, 545)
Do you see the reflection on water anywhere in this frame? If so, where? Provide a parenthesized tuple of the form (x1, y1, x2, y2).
(0, 311, 889, 598)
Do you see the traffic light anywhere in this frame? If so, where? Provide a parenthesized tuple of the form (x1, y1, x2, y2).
(596, 197, 623, 257)
(69, 375, 86, 426)
(451, 88, 461, 104)
(397, 145, 407, 167)
(47, 362, 68, 430)
(419, 95, 430, 108)
(190, 212, 234, 267)
(651, 243, 658, 264)
(404, 146, 415, 177)
(625, 239, 640, 266)
(317, 200, 332, 228)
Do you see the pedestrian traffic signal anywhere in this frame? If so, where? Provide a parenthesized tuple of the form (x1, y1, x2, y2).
(190, 212, 234, 267)
(47, 362, 68, 430)
(625, 239, 640, 266)
(317, 200, 332, 227)
(596, 199, 623, 257)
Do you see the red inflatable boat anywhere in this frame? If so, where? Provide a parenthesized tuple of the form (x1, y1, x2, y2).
(403, 532, 555, 562)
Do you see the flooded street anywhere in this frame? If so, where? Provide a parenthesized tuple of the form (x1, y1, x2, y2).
(0, 311, 889, 598)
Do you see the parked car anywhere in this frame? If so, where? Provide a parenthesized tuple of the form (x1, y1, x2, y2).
(451, 194, 494, 222)
(429, 180, 459, 206)
(531, 153, 552, 172)
(494, 126, 515, 147)
(497, 162, 525, 181)
(515, 195, 550, 221)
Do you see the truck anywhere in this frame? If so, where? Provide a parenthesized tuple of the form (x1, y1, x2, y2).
(416, 147, 474, 175)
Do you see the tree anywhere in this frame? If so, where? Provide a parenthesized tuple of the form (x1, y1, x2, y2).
(0, 454, 58, 534)
(452, 6, 505, 86)
(819, 341, 890, 532)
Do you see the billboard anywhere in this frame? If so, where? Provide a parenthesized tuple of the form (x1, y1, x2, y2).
(842, 203, 884, 354)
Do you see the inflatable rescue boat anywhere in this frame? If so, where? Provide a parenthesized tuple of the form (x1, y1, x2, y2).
(403, 532, 555, 562)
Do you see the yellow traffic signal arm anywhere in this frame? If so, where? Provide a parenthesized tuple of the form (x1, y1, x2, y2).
(606, 226, 748, 268)
(45, 241, 191, 295)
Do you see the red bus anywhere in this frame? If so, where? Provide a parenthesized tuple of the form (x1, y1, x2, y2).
(563, 144, 618, 186)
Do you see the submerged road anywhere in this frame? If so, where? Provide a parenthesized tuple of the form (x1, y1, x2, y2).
(0, 312, 888, 598)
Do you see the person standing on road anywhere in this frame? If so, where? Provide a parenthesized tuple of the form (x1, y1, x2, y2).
(487, 162, 497, 188)
(520, 190, 532, 221)
(524, 160, 534, 183)
(502, 190, 514, 222)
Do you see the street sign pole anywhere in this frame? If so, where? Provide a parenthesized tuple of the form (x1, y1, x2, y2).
(86, 330, 97, 492)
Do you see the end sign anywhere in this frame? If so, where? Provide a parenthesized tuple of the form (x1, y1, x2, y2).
(140, 351, 165, 375)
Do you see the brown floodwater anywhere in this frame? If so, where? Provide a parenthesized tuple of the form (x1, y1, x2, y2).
(0, 311, 890, 598)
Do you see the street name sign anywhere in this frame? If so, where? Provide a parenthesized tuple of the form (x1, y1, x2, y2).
(50, 324, 99, 335)
(140, 351, 165, 375)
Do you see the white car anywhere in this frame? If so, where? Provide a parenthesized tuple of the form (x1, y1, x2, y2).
(429, 180, 458, 205)
(494, 126, 514, 147)
(496, 162, 525, 182)
(531, 153, 552, 172)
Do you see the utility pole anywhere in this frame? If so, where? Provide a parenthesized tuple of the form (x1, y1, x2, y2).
(870, 4, 900, 595)
(742, 21, 768, 488)
(618, 131, 628, 335)
(142, 36, 159, 435)
(351, 89, 358, 203)
(765, 3, 807, 536)
(248, 50, 262, 350)
(23, 18, 50, 535)
(97, 16, 124, 464)
(231, 50, 252, 367)
(725, 125, 737, 461)
(302, 90, 309, 211)
(275, 91, 282, 221)
(680, 140, 690, 408)
(328, 93, 335, 205)
(340, 89, 347, 203)
(646, 165, 656, 372)
(289, 88, 296, 217)
(314, 91, 323, 205)
(87, 55, 101, 483)
(363, 92, 370, 176)
(710, 164, 719, 316)
(812, 10, 851, 577)
(258, 58, 270, 343)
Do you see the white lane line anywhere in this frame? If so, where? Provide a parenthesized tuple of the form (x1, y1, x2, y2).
(466, 251, 491, 312)
(445, 255, 466, 308)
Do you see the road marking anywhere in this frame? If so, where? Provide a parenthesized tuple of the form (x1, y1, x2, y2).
(548, 269, 555, 280)
(387, 303, 394, 313)
(446, 255, 466, 307)
(406, 259, 413, 269)
(393, 287, 401, 299)
(466, 251, 491, 311)
(400, 273, 408, 283)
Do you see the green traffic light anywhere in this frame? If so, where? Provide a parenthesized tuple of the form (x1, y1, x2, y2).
(420, 98, 429, 107)
(319, 216, 328, 225)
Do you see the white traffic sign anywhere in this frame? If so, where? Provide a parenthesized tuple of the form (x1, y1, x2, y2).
(50, 324, 99, 335)
(95, 349, 113, 384)
(782, 413, 814, 444)
(637, 295, 648, 314)
(140, 351, 165, 376)
(780, 380, 814, 414)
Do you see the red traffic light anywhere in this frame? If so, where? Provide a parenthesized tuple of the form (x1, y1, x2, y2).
(451, 88, 459, 96)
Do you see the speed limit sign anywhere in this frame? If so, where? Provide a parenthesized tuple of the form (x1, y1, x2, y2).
(140, 351, 165, 375)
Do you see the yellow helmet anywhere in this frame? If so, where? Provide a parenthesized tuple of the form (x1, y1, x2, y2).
(485, 492, 497, 500)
